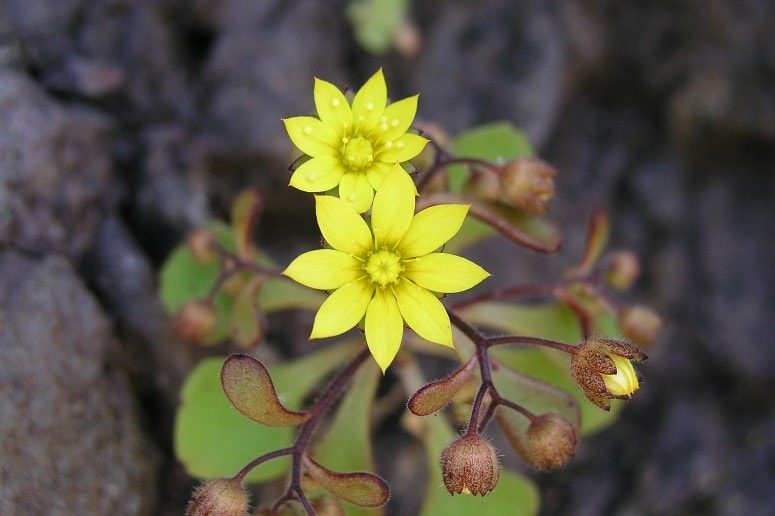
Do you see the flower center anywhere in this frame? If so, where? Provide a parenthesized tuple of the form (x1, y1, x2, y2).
(342, 137, 374, 170)
(365, 250, 402, 287)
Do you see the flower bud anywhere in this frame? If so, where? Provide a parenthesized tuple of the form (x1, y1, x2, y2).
(175, 300, 218, 344)
(620, 305, 662, 347)
(186, 229, 217, 264)
(440, 434, 500, 496)
(570, 339, 647, 410)
(601, 353, 639, 397)
(525, 413, 578, 470)
(464, 168, 501, 202)
(498, 158, 556, 214)
(605, 251, 641, 291)
(186, 478, 248, 516)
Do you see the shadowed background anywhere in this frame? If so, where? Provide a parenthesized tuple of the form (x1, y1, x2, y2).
(0, 0, 772, 514)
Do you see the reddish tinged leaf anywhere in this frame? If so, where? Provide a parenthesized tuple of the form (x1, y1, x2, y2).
(231, 188, 263, 259)
(408, 357, 477, 416)
(230, 276, 265, 348)
(221, 355, 309, 426)
(569, 209, 609, 277)
(303, 455, 389, 508)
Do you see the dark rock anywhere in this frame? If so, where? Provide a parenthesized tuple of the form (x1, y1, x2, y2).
(0, 70, 114, 257)
(417, 0, 564, 146)
(693, 174, 774, 380)
(0, 252, 157, 514)
(89, 216, 199, 404)
(199, 0, 348, 161)
(131, 125, 210, 260)
(634, 397, 727, 513)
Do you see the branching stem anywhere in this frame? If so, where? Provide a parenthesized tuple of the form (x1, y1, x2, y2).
(448, 308, 546, 436)
(239, 348, 370, 515)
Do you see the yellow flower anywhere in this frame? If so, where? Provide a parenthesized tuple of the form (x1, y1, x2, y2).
(283, 69, 428, 213)
(283, 166, 489, 372)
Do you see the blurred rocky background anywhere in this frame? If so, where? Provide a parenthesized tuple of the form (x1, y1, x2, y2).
(0, 0, 772, 514)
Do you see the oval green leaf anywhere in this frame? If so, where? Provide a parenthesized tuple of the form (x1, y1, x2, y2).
(408, 357, 477, 416)
(174, 342, 359, 483)
(304, 456, 389, 508)
(221, 355, 309, 426)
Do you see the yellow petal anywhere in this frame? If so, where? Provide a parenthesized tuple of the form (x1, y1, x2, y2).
(311, 279, 374, 339)
(289, 156, 345, 193)
(393, 278, 452, 347)
(365, 162, 393, 190)
(371, 165, 416, 249)
(283, 116, 338, 157)
(313, 77, 353, 132)
(378, 133, 428, 163)
(404, 253, 490, 293)
(351, 69, 387, 133)
(283, 249, 364, 290)
(378, 95, 418, 142)
(398, 204, 469, 257)
(338, 173, 375, 214)
(364, 289, 404, 373)
(602, 354, 639, 397)
(315, 195, 372, 255)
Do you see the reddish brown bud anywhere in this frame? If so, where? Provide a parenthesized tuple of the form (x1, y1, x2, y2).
(186, 229, 217, 264)
(498, 158, 556, 214)
(525, 413, 578, 470)
(393, 20, 422, 58)
(464, 168, 501, 202)
(186, 478, 248, 516)
(571, 339, 646, 410)
(440, 434, 500, 496)
(175, 300, 218, 344)
(620, 305, 662, 347)
(605, 250, 641, 291)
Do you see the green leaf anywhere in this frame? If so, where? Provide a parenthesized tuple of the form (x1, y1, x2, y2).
(419, 416, 539, 516)
(314, 360, 382, 515)
(159, 222, 236, 343)
(161, 223, 235, 302)
(259, 277, 324, 313)
(174, 342, 359, 483)
(230, 277, 265, 347)
(221, 354, 310, 426)
(449, 122, 534, 193)
(444, 217, 493, 254)
(231, 189, 262, 259)
(462, 302, 624, 435)
(347, 0, 409, 54)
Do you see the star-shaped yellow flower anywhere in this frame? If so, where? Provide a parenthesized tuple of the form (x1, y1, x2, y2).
(283, 69, 428, 213)
(283, 166, 490, 372)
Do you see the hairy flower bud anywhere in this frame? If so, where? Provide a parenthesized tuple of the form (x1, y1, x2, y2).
(440, 434, 500, 496)
(498, 158, 556, 214)
(605, 250, 641, 291)
(186, 229, 217, 264)
(186, 478, 248, 516)
(175, 300, 218, 344)
(525, 413, 578, 470)
(464, 168, 501, 202)
(620, 305, 662, 347)
(570, 339, 647, 410)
